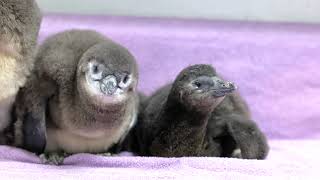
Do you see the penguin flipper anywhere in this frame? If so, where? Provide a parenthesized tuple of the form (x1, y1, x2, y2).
(225, 114, 269, 159)
(14, 75, 56, 154)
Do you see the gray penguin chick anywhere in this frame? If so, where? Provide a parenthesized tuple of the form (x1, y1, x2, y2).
(0, 0, 42, 144)
(131, 64, 268, 159)
(13, 30, 139, 164)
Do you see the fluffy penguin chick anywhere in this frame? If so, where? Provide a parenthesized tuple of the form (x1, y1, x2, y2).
(137, 64, 269, 159)
(0, 0, 42, 144)
(14, 30, 139, 159)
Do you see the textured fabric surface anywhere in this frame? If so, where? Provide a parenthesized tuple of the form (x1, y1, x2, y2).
(0, 140, 319, 179)
(0, 14, 319, 179)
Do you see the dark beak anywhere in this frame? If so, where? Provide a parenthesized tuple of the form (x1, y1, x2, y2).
(210, 77, 237, 97)
(100, 75, 118, 95)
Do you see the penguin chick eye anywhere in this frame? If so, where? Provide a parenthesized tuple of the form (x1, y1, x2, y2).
(122, 75, 129, 84)
(193, 81, 202, 89)
(92, 65, 99, 74)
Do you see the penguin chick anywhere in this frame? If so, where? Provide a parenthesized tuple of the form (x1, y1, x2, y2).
(137, 64, 269, 159)
(136, 64, 236, 157)
(0, 0, 42, 144)
(13, 30, 139, 160)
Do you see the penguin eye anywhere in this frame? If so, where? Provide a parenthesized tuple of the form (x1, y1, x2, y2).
(193, 81, 202, 88)
(122, 75, 129, 84)
(92, 65, 99, 74)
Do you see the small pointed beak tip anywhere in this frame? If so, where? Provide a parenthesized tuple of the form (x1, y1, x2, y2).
(231, 83, 237, 90)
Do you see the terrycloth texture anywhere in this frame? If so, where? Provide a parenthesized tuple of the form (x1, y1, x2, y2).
(0, 140, 319, 179)
(1, 14, 319, 179)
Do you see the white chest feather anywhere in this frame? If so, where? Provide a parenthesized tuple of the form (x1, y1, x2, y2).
(45, 111, 137, 154)
(0, 54, 24, 131)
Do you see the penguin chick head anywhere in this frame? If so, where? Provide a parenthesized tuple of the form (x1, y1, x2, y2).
(77, 41, 138, 105)
(170, 64, 236, 112)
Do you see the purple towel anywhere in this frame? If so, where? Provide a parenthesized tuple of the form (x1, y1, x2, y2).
(0, 140, 319, 179)
(0, 14, 319, 179)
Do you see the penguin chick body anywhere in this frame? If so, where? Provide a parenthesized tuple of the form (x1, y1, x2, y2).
(0, 0, 42, 144)
(135, 64, 268, 159)
(14, 30, 139, 155)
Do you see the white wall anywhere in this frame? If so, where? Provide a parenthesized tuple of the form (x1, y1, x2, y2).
(36, 0, 320, 23)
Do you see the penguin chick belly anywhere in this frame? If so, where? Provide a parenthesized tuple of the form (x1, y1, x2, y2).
(0, 54, 26, 131)
(45, 111, 137, 154)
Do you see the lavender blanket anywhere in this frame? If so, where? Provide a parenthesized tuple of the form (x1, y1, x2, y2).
(0, 14, 319, 179)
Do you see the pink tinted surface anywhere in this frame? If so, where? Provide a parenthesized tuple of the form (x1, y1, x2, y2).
(0, 14, 319, 179)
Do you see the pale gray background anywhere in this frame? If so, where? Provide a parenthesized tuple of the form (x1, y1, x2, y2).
(36, 0, 320, 23)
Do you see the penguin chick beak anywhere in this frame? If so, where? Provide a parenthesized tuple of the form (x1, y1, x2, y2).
(210, 77, 237, 97)
(100, 75, 118, 95)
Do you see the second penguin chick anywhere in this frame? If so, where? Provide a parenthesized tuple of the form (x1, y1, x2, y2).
(137, 64, 268, 159)
(13, 30, 139, 161)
